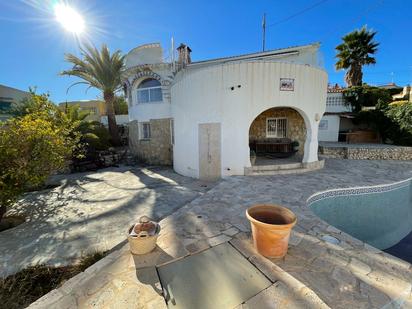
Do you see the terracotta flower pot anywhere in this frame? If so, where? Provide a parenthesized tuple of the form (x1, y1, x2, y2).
(246, 204, 297, 258)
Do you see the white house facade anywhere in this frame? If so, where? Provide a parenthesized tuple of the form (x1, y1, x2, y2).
(123, 43, 328, 180)
(318, 89, 353, 142)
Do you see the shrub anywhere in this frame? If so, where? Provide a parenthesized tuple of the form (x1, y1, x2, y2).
(343, 85, 392, 112)
(114, 95, 128, 115)
(0, 251, 107, 309)
(79, 121, 111, 151)
(0, 93, 80, 222)
(386, 102, 412, 134)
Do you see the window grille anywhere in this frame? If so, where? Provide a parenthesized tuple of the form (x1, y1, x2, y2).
(266, 118, 287, 138)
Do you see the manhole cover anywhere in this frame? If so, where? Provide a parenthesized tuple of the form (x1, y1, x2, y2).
(157, 242, 271, 309)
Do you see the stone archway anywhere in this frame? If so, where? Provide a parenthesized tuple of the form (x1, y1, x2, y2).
(248, 107, 307, 162)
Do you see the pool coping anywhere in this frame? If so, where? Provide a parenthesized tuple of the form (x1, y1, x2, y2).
(307, 177, 412, 205)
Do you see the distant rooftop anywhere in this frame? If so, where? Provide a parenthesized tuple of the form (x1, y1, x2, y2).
(377, 82, 402, 89)
(327, 83, 345, 93)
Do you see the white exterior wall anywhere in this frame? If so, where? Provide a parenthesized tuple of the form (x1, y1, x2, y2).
(171, 61, 328, 178)
(325, 92, 351, 113)
(318, 115, 340, 142)
(318, 92, 352, 142)
(128, 99, 171, 122)
(127, 65, 172, 122)
(125, 43, 163, 68)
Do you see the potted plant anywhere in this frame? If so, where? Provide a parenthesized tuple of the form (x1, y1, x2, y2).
(250, 150, 257, 165)
(291, 140, 299, 152)
(128, 216, 160, 255)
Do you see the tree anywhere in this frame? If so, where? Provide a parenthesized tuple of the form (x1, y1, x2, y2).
(114, 95, 128, 115)
(0, 93, 81, 222)
(335, 26, 379, 87)
(61, 44, 125, 146)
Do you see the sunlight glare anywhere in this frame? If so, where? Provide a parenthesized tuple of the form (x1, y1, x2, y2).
(54, 3, 85, 34)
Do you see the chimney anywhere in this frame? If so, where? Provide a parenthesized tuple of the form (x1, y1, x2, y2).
(177, 43, 192, 67)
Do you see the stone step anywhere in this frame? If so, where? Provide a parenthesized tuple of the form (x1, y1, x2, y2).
(252, 162, 303, 171)
(244, 160, 324, 176)
(246, 167, 313, 176)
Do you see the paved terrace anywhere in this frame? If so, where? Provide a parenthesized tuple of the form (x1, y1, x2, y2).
(0, 166, 213, 277)
(29, 159, 412, 308)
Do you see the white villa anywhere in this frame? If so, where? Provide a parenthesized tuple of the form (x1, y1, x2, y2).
(318, 87, 353, 142)
(123, 43, 328, 180)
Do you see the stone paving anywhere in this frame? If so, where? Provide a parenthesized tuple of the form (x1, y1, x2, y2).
(0, 166, 213, 278)
(29, 159, 412, 308)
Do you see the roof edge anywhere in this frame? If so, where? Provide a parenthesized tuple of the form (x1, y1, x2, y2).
(126, 43, 162, 56)
(189, 42, 320, 66)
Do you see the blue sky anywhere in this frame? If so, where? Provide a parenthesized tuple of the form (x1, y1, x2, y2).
(1, 0, 411, 103)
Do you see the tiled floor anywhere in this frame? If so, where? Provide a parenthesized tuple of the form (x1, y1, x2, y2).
(28, 159, 412, 309)
(0, 166, 214, 277)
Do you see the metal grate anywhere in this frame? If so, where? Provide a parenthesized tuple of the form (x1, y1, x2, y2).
(266, 117, 287, 138)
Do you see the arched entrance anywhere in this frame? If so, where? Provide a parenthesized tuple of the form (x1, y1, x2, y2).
(248, 107, 307, 166)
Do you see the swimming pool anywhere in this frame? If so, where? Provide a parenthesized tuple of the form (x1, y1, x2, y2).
(307, 178, 412, 250)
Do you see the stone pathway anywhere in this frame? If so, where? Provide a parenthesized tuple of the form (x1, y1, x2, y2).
(0, 165, 213, 277)
(29, 159, 412, 308)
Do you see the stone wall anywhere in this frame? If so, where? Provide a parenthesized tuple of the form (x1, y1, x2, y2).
(319, 145, 412, 160)
(129, 118, 172, 165)
(249, 107, 306, 154)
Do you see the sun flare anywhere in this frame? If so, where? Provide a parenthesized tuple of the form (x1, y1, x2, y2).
(54, 3, 85, 34)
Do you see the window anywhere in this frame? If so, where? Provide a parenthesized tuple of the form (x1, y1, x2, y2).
(266, 118, 287, 138)
(137, 79, 162, 103)
(319, 119, 328, 130)
(139, 122, 151, 140)
(0, 101, 12, 113)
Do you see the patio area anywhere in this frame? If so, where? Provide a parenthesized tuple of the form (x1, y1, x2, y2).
(28, 159, 412, 308)
(0, 166, 214, 278)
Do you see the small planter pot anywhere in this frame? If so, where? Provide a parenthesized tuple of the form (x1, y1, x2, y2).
(246, 204, 297, 258)
(250, 156, 256, 166)
(127, 216, 160, 255)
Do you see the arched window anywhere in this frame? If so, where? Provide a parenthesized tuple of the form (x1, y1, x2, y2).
(137, 78, 162, 103)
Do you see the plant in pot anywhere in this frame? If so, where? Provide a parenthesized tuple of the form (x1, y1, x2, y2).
(128, 216, 161, 255)
(291, 140, 300, 152)
(250, 149, 257, 165)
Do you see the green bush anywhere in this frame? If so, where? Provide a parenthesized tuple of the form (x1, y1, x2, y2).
(0, 93, 80, 221)
(387, 102, 412, 133)
(81, 121, 111, 151)
(63, 105, 112, 152)
(343, 85, 392, 112)
(0, 251, 107, 309)
(114, 95, 128, 115)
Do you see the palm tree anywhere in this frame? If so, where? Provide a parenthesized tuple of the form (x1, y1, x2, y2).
(335, 26, 379, 87)
(61, 44, 125, 145)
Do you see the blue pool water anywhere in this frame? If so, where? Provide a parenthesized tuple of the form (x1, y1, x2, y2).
(308, 178, 412, 258)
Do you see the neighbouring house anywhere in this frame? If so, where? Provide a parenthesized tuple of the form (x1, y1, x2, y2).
(378, 82, 402, 91)
(58, 100, 129, 125)
(123, 42, 328, 180)
(58, 100, 106, 122)
(0, 84, 30, 121)
(318, 86, 353, 142)
(392, 85, 411, 101)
